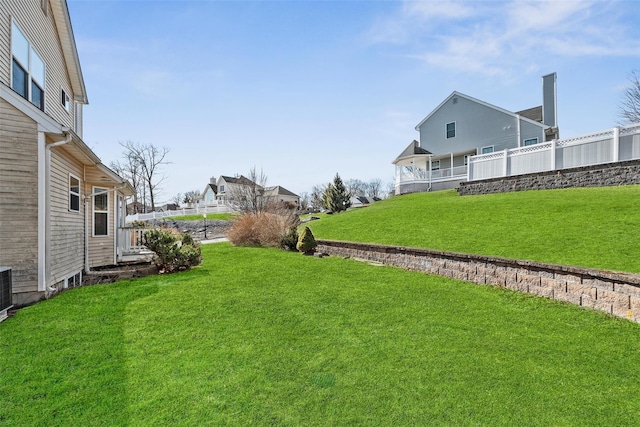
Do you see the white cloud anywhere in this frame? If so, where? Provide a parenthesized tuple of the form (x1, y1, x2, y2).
(367, 0, 640, 77)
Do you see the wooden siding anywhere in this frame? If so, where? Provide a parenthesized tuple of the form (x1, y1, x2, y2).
(0, 0, 78, 131)
(0, 98, 39, 293)
(49, 146, 84, 283)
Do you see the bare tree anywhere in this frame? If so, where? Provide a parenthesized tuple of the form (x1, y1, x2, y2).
(298, 192, 310, 211)
(619, 69, 640, 125)
(171, 193, 182, 208)
(310, 183, 327, 211)
(110, 146, 143, 213)
(345, 178, 366, 196)
(365, 178, 383, 198)
(183, 190, 201, 205)
(119, 141, 170, 212)
(228, 167, 271, 213)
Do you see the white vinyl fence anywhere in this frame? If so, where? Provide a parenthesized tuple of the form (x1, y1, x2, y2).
(126, 204, 232, 223)
(468, 123, 640, 181)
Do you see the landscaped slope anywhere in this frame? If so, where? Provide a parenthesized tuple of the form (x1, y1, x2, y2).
(1, 244, 640, 425)
(308, 186, 640, 273)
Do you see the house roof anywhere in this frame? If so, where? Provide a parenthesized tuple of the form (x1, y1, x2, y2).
(50, 0, 87, 104)
(414, 91, 549, 131)
(220, 175, 258, 186)
(516, 106, 543, 122)
(393, 140, 432, 164)
(264, 186, 299, 198)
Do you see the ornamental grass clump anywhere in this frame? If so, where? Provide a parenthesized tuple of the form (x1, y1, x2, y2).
(143, 228, 202, 273)
(228, 211, 299, 249)
(296, 226, 317, 254)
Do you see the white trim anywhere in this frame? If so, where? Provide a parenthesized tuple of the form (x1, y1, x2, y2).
(69, 173, 81, 212)
(38, 132, 47, 292)
(445, 121, 456, 139)
(92, 186, 109, 237)
(0, 83, 62, 133)
(481, 145, 495, 154)
(415, 91, 549, 131)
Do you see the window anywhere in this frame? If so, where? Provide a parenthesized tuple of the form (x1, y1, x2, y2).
(93, 187, 109, 236)
(481, 146, 494, 154)
(523, 137, 539, 146)
(219, 185, 225, 192)
(446, 122, 456, 139)
(431, 160, 440, 171)
(11, 22, 45, 110)
(61, 89, 70, 112)
(464, 155, 470, 166)
(69, 175, 80, 212)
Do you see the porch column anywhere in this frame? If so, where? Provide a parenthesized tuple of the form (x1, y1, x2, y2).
(613, 126, 620, 162)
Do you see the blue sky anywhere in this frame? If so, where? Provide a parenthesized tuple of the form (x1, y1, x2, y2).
(67, 0, 640, 203)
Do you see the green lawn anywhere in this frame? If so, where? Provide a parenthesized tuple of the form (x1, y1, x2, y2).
(2, 243, 640, 425)
(309, 186, 640, 273)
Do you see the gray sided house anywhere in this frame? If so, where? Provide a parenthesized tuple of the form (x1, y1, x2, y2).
(394, 73, 559, 194)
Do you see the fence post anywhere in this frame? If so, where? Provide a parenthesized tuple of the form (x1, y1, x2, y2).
(550, 139, 557, 171)
(613, 126, 620, 162)
(502, 150, 508, 177)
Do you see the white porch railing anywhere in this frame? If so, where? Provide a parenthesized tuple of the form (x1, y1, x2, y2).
(118, 227, 147, 254)
(126, 204, 232, 223)
(468, 123, 640, 181)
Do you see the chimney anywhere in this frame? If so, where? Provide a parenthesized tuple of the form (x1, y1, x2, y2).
(210, 176, 216, 185)
(542, 73, 557, 128)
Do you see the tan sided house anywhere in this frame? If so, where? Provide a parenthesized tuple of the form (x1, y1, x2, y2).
(0, 0, 136, 311)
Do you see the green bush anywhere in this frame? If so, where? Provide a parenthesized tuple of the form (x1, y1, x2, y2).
(280, 225, 299, 251)
(296, 226, 317, 254)
(143, 228, 202, 273)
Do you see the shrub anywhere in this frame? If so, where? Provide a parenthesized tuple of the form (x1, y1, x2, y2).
(280, 226, 299, 251)
(296, 226, 317, 254)
(228, 210, 300, 248)
(143, 228, 202, 273)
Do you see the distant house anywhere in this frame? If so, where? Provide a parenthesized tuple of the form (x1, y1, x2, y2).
(350, 195, 376, 208)
(393, 73, 559, 194)
(199, 176, 218, 207)
(216, 175, 261, 204)
(157, 203, 179, 212)
(263, 186, 300, 208)
(0, 0, 137, 307)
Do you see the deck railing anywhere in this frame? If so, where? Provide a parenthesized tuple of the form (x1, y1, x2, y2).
(117, 227, 147, 254)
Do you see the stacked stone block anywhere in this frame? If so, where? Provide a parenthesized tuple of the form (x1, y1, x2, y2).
(317, 240, 640, 323)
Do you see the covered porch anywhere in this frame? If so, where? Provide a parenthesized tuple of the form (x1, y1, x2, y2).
(393, 141, 474, 194)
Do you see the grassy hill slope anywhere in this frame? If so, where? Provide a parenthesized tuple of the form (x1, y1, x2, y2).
(308, 186, 640, 273)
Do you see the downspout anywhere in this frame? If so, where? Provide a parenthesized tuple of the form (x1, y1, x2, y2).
(44, 131, 73, 292)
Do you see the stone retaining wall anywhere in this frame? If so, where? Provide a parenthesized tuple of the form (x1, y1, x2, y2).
(316, 239, 640, 322)
(458, 159, 640, 196)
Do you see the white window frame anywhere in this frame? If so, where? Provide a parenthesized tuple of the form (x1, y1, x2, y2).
(11, 20, 45, 110)
(431, 160, 440, 171)
(69, 173, 81, 212)
(446, 121, 456, 139)
(481, 146, 494, 154)
(61, 88, 70, 112)
(523, 137, 539, 146)
(93, 187, 109, 237)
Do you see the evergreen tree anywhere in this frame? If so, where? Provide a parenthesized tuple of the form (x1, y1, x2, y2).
(322, 173, 351, 213)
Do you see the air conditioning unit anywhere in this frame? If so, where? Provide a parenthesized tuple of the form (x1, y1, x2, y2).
(0, 267, 12, 322)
